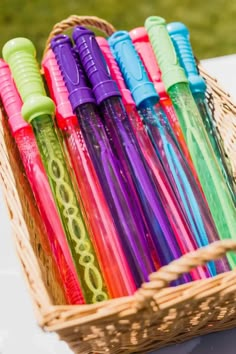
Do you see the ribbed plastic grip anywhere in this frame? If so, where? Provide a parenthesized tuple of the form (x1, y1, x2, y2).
(2, 38, 55, 123)
(0, 59, 28, 134)
(51, 35, 95, 112)
(130, 27, 167, 99)
(108, 31, 158, 107)
(145, 17, 187, 91)
(42, 49, 78, 129)
(96, 36, 135, 109)
(73, 26, 120, 104)
(167, 22, 206, 95)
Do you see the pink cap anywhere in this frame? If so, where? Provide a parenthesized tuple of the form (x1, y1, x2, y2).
(96, 37, 135, 111)
(42, 50, 77, 129)
(130, 27, 168, 99)
(0, 59, 28, 135)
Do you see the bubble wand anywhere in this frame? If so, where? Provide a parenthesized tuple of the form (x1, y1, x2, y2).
(129, 27, 203, 192)
(51, 34, 157, 287)
(72, 27, 191, 283)
(145, 17, 236, 269)
(167, 21, 236, 204)
(3, 38, 108, 303)
(109, 31, 230, 275)
(0, 59, 84, 304)
(97, 37, 211, 280)
(42, 49, 136, 297)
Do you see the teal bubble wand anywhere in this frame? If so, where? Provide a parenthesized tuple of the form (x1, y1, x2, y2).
(167, 22, 236, 205)
(109, 31, 229, 275)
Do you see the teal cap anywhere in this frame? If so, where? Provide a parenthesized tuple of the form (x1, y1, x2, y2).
(109, 31, 158, 107)
(167, 22, 207, 95)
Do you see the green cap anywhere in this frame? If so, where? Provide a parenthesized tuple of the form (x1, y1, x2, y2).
(2, 38, 55, 123)
(145, 16, 188, 91)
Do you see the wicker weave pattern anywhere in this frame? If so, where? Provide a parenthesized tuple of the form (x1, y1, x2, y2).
(201, 66, 236, 178)
(0, 16, 236, 354)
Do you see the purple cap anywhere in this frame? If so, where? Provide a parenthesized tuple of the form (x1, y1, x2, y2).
(51, 34, 95, 111)
(72, 26, 121, 105)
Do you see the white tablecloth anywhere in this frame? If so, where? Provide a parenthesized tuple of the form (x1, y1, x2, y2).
(0, 55, 236, 354)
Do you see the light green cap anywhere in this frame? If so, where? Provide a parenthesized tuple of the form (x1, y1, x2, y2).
(2, 38, 55, 123)
(145, 16, 188, 91)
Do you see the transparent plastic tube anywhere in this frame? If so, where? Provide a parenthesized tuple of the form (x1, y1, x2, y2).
(31, 114, 108, 303)
(169, 83, 236, 268)
(2, 38, 108, 303)
(62, 119, 136, 297)
(167, 21, 236, 205)
(42, 50, 136, 297)
(109, 29, 230, 274)
(14, 127, 85, 303)
(51, 34, 158, 287)
(75, 103, 157, 286)
(129, 27, 203, 192)
(0, 60, 84, 304)
(139, 103, 229, 274)
(97, 36, 210, 280)
(146, 16, 236, 269)
(71, 28, 192, 284)
(100, 97, 191, 283)
(128, 109, 210, 280)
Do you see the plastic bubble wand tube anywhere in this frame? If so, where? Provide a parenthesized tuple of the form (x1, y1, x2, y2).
(97, 36, 210, 280)
(71, 27, 191, 282)
(42, 49, 136, 298)
(3, 38, 108, 303)
(51, 34, 158, 287)
(145, 16, 236, 269)
(0, 59, 84, 304)
(129, 27, 203, 194)
(167, 21, 236, 205)
(109, 31, 231, 275)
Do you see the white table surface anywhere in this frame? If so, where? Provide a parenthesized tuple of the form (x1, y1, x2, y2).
(0, 55, 236, 354)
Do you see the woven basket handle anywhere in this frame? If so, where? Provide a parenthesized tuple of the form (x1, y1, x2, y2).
(135, 240, 236, 309)
(43, 15, 116, 59)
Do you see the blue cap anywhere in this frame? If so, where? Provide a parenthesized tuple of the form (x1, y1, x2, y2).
(167, 22, 207, 95)
(108, 31, 159, 107)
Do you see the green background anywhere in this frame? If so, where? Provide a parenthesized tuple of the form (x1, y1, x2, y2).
(0, 0, 236, 60)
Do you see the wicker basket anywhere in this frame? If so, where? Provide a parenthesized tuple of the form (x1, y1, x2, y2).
(1, 15, 236, 354)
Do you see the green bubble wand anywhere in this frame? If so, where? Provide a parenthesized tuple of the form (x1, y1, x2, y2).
(145, 17, 236, 268)
(3, 38, 108, 303)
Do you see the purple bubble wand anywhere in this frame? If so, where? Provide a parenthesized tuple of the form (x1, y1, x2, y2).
(71, 27, 191, 284)
(51, 35, 159, 286)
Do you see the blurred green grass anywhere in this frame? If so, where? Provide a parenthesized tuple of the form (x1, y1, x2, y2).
(0, 0, 236, 60)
